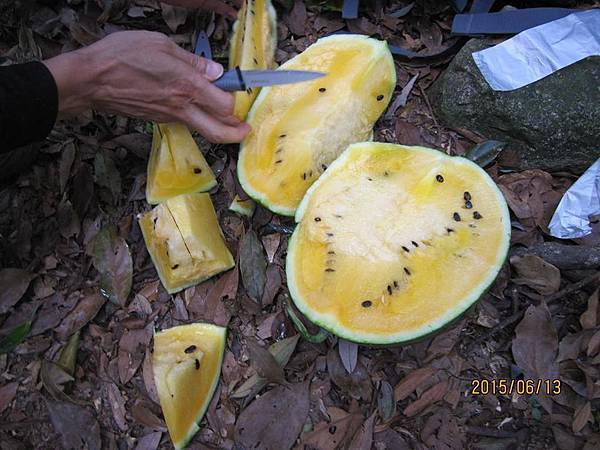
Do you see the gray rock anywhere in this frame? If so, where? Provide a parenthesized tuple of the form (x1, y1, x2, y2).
(430, 39, 600, 171)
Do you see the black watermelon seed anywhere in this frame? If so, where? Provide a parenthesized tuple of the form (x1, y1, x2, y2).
(184, 345, 197, 354)
(412, 241, 419, 247)
(404, 267, 411, 275)
(322, 164, 328, 170)
(393, 280, 399, 288)
(384, 171, 389, 176)
(314, 217, 321, 222)
(367, 177, 373, 181)
(302, 173, 306, 180)
(279, 134, 287, 138)
(361, 300, 372, 308)
(195, 358, 200, 370)
(446, 227, 455, 234)
(436, 174, 444, 183)
(334, 214, 343, 218)
(319, 87, 326, 92)
(377, 94, 384, 101)
(474, 211, 483, 220)
(328, 250, 335, 255)
(453, 212, 461, 222)
(275, 160, 282, 164)
(246, 87, 253, 94)
(465, 201, 473, 209)
(464, 192, 471, 201)
(327, 233, 334, 237)
(325, 268, 335, 272)
(193, 167, 202, 174)
(387, 285, 392, 295)
(402, 246, 410, 253)
(171, 264, 179, 270)
(309, 170, 313, 177)
(329, 425, 337, 434)
(253, 57, 258, 65)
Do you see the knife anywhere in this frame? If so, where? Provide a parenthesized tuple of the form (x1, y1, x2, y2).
(193, 27, 326, 91)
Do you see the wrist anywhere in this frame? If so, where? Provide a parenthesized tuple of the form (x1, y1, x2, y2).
(42, 49, 97, 116)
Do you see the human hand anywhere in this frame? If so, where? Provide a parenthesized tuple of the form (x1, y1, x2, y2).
(43, 31, 249, 144)
(161, 0, 238, 19)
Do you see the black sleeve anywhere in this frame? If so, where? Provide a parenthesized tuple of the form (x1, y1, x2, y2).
(0, 61, 58, 153)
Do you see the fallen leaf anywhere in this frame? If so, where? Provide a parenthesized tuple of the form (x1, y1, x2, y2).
(94, 151, 121, 201)
(246, 339, 286, 385)
(46, 400, 102, 450)
(234, 381, 310, 450)
(0, 382, 18, 414)
(553, 424, 585, 450)
(347, 411, 376, 450)
(302, 407, 363, 450)
(573, 401, 592, 433)
(0, 319, 34, 354)
(232, 334, 300, 398)
(261, 234, 281, 263)
(71, 163, 94, 218)
(580, 289, 599, 329)
(395, 120, 422, 146)
(31, 292, 79, 336)
(285, 0, 307, 35)
(56, 200, 80, 238)
(386, 73, 419, 119)
(118, 326, 152, 385)
(0, 268, 35, 314)
(133, 432, 162, 450)
(403, 380, 449, 417)
(512, 302, 559, 413)
(239, 230, 267, 302)
(510, 255, 561, 295)
(57, 332, 80, 376)
(377, 380, 396, 422)
(327, 348, 372, 401)
(465, 140, 506, 168)
(58, 141, 76, 194)
(142, 348, 160, 404)
(373, 429, 411, 450)
(107, 382, 128, 431)
(339, 339, 358, 374)
(41, 360, 79, 404)
(90, 224, 133, 306)
(132, 401, 166, 431)
(160, 3, 187, 32)
(56, 293, 106, 340)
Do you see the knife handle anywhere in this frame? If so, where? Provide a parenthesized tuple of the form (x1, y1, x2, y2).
(212, 67, 246, 92)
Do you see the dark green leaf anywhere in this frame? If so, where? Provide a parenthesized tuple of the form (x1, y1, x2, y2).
(94, 151, 121, 201)
(90, 225, 133, 306)
(377, 380, 396, 422)
(239, 230, 267, 302)
(57, 331, 80, 376)
(0, 321, 31, 354)
(465, 140, 506, 167)
(285, 300, 329, 343)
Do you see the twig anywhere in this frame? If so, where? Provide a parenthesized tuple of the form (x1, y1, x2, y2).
(547, 272, 600, 303)
(419, 85, 438, 127)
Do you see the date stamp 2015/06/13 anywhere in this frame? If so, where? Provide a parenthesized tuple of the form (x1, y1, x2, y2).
(470, 379, 561, 396)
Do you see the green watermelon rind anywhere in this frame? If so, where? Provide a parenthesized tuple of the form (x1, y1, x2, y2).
(286, 142, 511, 345)
(237, 34, 396, 217)
(154, 324, 227, 450)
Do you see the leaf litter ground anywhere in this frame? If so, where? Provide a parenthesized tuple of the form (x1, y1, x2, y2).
(0, 1, 599, 449)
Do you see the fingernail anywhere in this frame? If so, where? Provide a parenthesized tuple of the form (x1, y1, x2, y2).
(206, 61, 223, 80)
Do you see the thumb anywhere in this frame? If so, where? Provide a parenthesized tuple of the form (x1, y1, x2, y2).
(198, 58, 224, 81)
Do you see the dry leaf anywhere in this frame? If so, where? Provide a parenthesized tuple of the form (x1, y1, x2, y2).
(403, 380, 448, 417)
(0, 382, 18, 414)
(0, 268, 35, 314)
(510, 255, 561, 295)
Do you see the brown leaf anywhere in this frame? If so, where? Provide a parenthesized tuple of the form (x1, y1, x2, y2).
(587, 329, 600, 357)
(261, 265, 282, 306)
(347, 411, 376, 450)
(573, 401, 592, 433)
(0, 382, 18, 414)
(56, 293, 106, 340)
(133, 432, 162, 450)
(0, 268, 35, 314)
(59, 141, 76, 194)
(239, 230, 267, 302)
(234, 381, 310, 450)
(46, 400, 102, 450)
(142, 348, 160, 404)
(246, 339, 286, 385)
(118, 327, 152, 385)
(425, 319, 465, 362)
(72, 163, 94, 218)
(510, 255, 561, 295)
(285, 0, 307, 36)
(57, 200, 80, 239)
(191, 266, 238, 326)
(395, 120, 423, 146)
(394, 367, 435, 401)
(261, 234, 281, 263)
(512, 302, 559, 413)
(160, 3, 187, 32)
(327, 348, 372, 401)
(580, 289, 599, 329)
(553, 424, 585, 450)
(403, 380, 448, 417)
(302, 407, 363, 450)
(377, 381, 396, 422)
(107, 382, 128, 431)
(132, 401, 166, 431)
(31, 293, 79, 336)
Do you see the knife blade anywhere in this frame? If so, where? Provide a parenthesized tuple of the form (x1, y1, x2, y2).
(212, 67, 326, 92)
